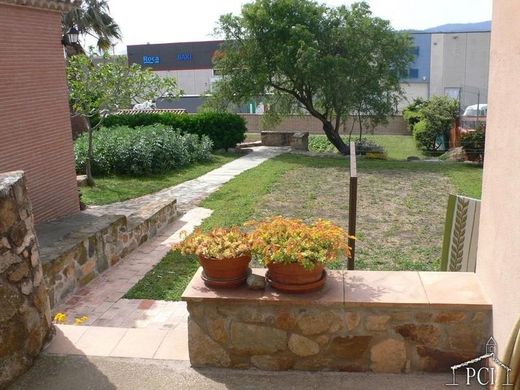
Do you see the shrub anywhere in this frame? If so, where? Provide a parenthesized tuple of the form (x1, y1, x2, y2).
(403, 97, 426, 131)
(246, 216, 352, 270)
(74, 125, 213, 176)
(411, 96, 459, 151)
(309, 135, 384, 155)
(460, 129, 485, 163)
(102, 112, 246, 150)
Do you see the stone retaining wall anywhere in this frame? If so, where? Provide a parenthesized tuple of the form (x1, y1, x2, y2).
(41, 200, 177, 308)
(187, 303, 490, 372)
(0, 171, 52, 388)
(183, 269, 492, 373)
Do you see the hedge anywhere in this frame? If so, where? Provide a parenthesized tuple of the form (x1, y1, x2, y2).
(75, 125, 213, 176)
(102, 112, 246, 150)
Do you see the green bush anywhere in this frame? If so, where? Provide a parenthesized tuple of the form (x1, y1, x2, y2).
(102, 112, 246, 150)
(74, 125, 213, 176)
(402, 97, 426, 131)
(460, 129, 485, 162)
(309, 135, 383, 154)
(409, 96, 458, 151)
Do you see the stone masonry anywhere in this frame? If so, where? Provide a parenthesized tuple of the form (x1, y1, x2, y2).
(0, 171, 52, 388)
(40, 200, 177, 308)
(187, 303, 491, 372)
(183, 269, 492, 373)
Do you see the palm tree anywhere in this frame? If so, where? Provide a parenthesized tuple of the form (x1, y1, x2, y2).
(62, 0, 121, 57)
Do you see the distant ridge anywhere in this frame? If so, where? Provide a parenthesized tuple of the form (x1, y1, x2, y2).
(423, 21, 491, 32)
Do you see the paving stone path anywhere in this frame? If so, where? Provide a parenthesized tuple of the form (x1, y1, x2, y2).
(87, 146, 288, 217)
(46, 147, 287, 360)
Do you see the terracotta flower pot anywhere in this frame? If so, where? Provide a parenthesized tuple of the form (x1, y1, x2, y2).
(199, 254, 251, 288)
(266, 262, 326, 293)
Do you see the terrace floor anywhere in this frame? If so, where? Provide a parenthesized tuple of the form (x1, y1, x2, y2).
(11, 354, 480, 389)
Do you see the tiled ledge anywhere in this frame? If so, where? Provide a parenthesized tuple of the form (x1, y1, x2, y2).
(182, 268, 492, 373)
(182, 268, 492, 309)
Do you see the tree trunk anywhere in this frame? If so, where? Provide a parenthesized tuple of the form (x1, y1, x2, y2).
(358, 111, 363, 141)
(85, 121, 96, 187)
(322, 121, 349, 155)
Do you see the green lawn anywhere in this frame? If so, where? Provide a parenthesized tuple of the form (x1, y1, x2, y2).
(126, 152, 483, 301)
(81, 153, 240, 205)
(125, 251, 199, 301)
(309, 134, 423, 160)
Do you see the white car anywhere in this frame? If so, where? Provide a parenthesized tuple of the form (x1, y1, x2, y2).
(463, 104, 487, 117)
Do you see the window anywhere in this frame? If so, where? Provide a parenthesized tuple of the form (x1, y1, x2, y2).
(408, 68, 419, 79)
(409, 46, 420, 56)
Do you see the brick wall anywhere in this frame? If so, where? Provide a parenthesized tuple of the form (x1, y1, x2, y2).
(239, 114, 410, 136)
(0, 4, 79, 223)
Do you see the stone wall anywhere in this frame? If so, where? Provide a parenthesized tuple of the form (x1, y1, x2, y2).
(41, 200, 177, 308)
(187, 302, 491, 373)
(0, 171, 52, 388)
(240, 114, 410, 136)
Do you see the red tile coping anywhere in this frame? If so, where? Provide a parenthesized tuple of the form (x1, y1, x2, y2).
(182, 268, 492, 309)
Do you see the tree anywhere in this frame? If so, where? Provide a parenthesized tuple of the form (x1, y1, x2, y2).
(67, 54, 179, 186)
(62, 0, 121, 57)
(411, 96, 459, 151)
(213, 0, 412, 154)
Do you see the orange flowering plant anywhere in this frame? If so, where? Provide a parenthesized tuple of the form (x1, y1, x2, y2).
(246, 216, 353, 270)
(173, 227, 251, 260)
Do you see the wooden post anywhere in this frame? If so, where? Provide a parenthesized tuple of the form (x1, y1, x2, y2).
(348, 142, 358, 270)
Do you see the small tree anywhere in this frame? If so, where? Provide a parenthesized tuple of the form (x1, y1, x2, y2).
(212, 0, 412, 154)
(402, 97, 426, 130)
(67, 54, 179, 185)
(411, 96, 459, 151)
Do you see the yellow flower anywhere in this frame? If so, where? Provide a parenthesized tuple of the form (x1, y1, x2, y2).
(74, 316, 89, 325)
(53, 312, 68, 324)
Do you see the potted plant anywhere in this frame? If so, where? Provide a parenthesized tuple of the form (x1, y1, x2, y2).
(174, 227, 252, 288)
(247, 216, 352, 293)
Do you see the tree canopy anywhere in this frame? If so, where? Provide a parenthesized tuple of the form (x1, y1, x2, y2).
(62, 0, 121, 56)
(213, 0, 412, 154)
(67, 54, 179, 185)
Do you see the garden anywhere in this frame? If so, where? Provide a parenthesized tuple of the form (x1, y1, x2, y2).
(125, 148, 483, 301)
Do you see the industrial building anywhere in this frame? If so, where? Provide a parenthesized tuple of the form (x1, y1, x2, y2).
(127, 30, 490, 113)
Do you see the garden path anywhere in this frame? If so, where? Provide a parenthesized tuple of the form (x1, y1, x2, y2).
(87, 146, 288, 216)
(45, 147, 287, 360)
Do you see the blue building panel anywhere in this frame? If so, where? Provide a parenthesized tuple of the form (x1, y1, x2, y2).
(403, 33, 431, 83)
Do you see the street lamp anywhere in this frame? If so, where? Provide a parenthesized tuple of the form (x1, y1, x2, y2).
(62, 26, 80, 45)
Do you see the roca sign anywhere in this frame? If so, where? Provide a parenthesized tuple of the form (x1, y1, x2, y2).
(143, 55, 160, 65)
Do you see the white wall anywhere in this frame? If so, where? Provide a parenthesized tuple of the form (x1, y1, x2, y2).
(429, 32, 490, 108)
(398, 83, 429, 111)
(476, 0, 520, 354)
(156, 69, 213, 95)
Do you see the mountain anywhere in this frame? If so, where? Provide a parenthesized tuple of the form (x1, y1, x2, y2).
(423, 21, 491, 33)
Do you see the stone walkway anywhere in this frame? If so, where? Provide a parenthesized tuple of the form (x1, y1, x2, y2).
(87, 146, 288, 216)
(46, 147, 287, 359)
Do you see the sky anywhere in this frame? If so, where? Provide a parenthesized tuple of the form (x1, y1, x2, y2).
(90, 0, 492, 54)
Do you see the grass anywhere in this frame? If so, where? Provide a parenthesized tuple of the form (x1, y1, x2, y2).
(244, 132, 261, 142)
(127, 151, 483, 300)
(81, 153, 240, 205)
(125, 251, 199, 301)
(309, 134, 424, 160)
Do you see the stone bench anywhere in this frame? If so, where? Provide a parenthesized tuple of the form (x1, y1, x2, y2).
(37, 196, 177, 308)
(261, 131, 309, 151)
(182, 269, 491, 373)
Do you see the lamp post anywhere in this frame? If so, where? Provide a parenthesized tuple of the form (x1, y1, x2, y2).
(62, 26, 80, 45)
